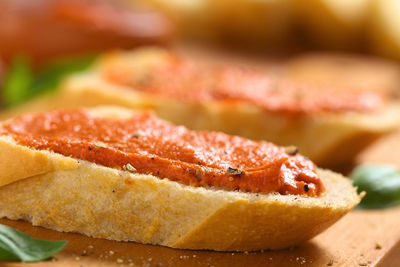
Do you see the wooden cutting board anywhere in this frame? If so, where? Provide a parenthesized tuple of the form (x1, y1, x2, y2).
(0, 206, 400, 267)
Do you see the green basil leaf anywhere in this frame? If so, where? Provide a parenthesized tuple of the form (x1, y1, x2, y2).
(2, 55, 34, 107)
(27, 53, 98, 99)
(0, 224, 67, 262)
(351, 164, 400, 209)
(2, 53, 97, 107)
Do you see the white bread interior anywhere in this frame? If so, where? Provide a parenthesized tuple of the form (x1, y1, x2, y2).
(0, 106, 361, 251)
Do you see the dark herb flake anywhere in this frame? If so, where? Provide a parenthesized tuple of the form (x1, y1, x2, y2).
(304, 184, 309, 192)
(227, 167, 244, 177)
(131, 132, 141, 138)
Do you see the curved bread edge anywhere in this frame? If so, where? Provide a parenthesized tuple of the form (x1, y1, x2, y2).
(0, 136, 78, 187)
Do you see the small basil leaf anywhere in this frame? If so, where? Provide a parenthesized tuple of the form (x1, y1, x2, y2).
(2, 55, 34, 107)
(27, 53, 98, 99)
(351, 164, 400, 209)
(0, 224, 67, 262)
(1, 53, 97, 107)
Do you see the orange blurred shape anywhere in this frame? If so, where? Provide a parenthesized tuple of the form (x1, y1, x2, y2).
(0, 0, 173, 64)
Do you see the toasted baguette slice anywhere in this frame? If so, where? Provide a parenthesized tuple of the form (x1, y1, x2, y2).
(0, 106, 361, 251)
(2, 48, 399, 169)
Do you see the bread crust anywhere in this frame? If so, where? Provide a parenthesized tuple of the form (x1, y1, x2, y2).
(0, 136, 78, 187)
(0, 107, 361, 251)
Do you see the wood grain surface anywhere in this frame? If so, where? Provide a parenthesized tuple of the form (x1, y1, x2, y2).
(1, 206, 399, 267)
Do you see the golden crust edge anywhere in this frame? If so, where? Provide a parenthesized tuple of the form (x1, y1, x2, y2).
(0, 136, 78, 187)
(172, 168, 361, 251)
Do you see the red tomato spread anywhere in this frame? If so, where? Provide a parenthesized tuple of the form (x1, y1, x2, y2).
(102, 53, 384, 114)
(0, 110, 325, 196)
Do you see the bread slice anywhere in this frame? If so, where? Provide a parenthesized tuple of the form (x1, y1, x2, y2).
(0, 106, 361, 251)
(2, 48, 399, 169)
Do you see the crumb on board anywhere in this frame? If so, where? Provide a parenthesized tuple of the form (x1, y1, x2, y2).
(375, 243, 382, 249)
(296, 256, 307, 264)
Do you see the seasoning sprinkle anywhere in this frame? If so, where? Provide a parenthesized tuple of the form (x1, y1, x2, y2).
(195, 170, 202, 182)
(375, 243, 382, 249)
(227, 167, 244, 177)
(123, 163, 137, 173)
(131, 132, 141, 138)
(304, 184, 310, 192)
(88, 145, 92, 151)
(115, 143, 127, 148)
(327, 259, 334, 266)
(284, 145, 299, 156)
(94, 142, 107, 149)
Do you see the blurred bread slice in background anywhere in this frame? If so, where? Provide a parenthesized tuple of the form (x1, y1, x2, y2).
(283, 53, 400, 97)
(132, 0, 400, 61)
(368, 0, 400, 60)
(0, 0, 173, 65)
(136, 0, 291, 50)
(4, 47, 398, 169)
(290, 0, 370, 50)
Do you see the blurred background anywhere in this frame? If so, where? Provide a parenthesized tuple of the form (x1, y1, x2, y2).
(1, 0, 400, 106)
(1, 0, 400, 99)
(2, 0, 400, 58)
